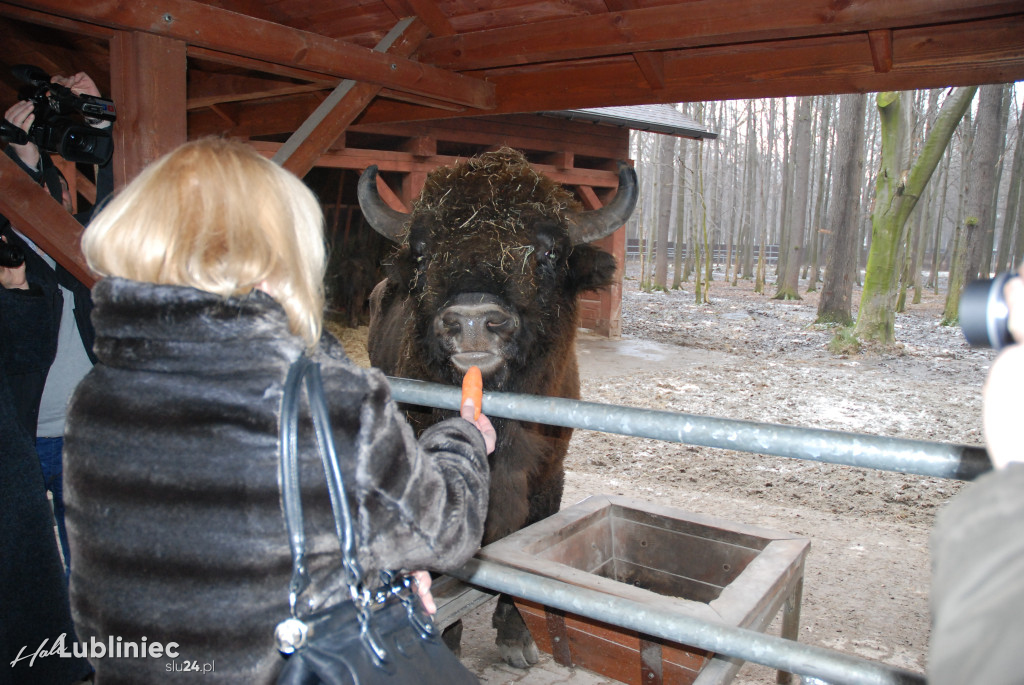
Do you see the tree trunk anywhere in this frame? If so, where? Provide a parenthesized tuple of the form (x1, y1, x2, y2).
(995, 96, 1024, 274)
(817, 93, 868, 326)
(653, 133, 675, 290)
(855, 87, 978, 344)
(774, 96, 812, 300)
(964, 84, 1006, 282)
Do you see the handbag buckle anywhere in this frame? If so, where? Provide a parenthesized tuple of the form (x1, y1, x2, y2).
(274, 617, 309, 655)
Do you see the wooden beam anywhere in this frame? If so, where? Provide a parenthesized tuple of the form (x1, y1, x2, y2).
(109, 30, 187, 187)
(6, 0, 494, 110)
(373, 168, 410, 213)
(633, 52, 665, 90)
(392, 0, 456, 37)
(868, 29, 893, 73)
(417, 0, 1024, 70)
(273, 17, 428, 178)
(74, 171, 97, 205)
(250, 141, 622, 189)
(604, 0, 664, 90)
(0, 2, 115, 39)
(188, 79, 328, 110)
(360, 14, 1024, 120)
(187, 45, 337, 85)
(0, 153, 93, 285)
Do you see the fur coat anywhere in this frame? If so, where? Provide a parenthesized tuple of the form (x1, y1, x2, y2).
(928, 463, 1024, 684)
(64, 278, 489, 683)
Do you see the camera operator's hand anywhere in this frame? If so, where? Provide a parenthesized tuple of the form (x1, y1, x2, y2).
(51, 72, 111, 129)
(982, 264, 1024, 470)
(4, 100, 41, 169)
(0, 236, 28, 291)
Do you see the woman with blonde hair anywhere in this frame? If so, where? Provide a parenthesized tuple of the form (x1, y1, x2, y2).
(65, 137, 494, 682)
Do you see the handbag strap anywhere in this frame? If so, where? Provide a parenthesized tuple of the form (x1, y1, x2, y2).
(279, 356, 364, 617)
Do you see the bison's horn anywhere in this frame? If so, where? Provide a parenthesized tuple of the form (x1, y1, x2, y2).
(358, 165, 408, 243)
(567, 161, 639, 245)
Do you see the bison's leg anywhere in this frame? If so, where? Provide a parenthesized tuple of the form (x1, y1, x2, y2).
(441, 620, 463, 658)
(492, 594, 540, 668)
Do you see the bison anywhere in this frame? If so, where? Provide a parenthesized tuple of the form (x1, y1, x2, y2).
(358, 148, 637, 667)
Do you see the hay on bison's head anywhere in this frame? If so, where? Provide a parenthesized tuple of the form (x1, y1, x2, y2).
(413, 147, 580, 244)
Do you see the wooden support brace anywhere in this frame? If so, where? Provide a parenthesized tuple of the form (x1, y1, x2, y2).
(868, 29, 893, 73)
(0, 152, 93, 286)
(274, 17, 429, 178)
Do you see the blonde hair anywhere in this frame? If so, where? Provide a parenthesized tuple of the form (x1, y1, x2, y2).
(82, 138, 326, 347)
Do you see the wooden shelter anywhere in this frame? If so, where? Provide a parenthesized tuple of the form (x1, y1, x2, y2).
(1, 0, 1022, 332)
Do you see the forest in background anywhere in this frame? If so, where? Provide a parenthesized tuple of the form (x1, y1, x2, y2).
(627, 83, 1024, 346)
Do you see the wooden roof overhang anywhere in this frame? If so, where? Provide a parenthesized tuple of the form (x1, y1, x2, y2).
(1, 0, 1023, 285)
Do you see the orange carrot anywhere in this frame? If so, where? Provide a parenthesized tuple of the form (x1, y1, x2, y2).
(462, 366, 483, 420)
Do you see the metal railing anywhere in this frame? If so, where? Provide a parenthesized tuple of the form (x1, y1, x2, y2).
(451, 558, 926, 685)
(387, 377, 991, 481)
(386, 375, 980, 683)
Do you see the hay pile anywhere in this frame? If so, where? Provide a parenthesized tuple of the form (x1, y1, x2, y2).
(325, 321, 370, 368)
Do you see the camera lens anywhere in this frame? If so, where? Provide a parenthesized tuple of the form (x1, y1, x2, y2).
(960, 272, 1016, 349)
(0, 240, 26, 268)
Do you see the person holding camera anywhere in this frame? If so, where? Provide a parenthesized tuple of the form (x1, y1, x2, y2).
(1, 70, 114, 575)
(1, 68, 111, 685)
(928, 263, 1024, 684)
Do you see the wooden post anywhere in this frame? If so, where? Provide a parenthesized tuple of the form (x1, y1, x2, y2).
(109, 31, 187, 188)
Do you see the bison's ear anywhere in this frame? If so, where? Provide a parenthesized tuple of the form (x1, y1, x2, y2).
(568, 245, 617, 294)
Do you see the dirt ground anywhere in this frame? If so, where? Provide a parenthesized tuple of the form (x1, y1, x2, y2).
(334, 263, 994, 682)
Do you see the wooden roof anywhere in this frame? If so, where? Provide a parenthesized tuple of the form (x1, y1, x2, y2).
(1, 0, 1022, 142)
(0, 1, 1022, 287)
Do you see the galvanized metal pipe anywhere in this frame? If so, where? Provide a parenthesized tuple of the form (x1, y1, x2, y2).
(451, 558, 926, 685)
(387, 377, 991, 480)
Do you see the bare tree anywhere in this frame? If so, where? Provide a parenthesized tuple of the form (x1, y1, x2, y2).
(966, 85, 1009, 281)
(817, 93, 868, 325)
(855, 87, 977, 344)
(774, 96, 813, 300)
(653, 132, 676, 290)
(995, 94, 1024, 273)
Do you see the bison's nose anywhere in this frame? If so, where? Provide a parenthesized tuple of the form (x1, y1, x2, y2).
(435, 294, 518, 374)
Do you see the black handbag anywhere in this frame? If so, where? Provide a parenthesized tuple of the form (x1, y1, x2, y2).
(274, 357, 479, 685)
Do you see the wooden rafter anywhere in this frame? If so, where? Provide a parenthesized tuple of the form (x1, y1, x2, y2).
(2, 0, 495, 110)
(359, 14, 1024, 123)
(273, 17, 429, 178)
(0, 152, 92, 285)
(416, 0, 1024, 70)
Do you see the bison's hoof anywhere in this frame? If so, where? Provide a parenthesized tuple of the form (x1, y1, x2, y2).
(497, 637, 540, 669)
(442, 620, 463, 658)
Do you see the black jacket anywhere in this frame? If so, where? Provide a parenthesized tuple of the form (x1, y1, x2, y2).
(65, 278, 490, 683)
(1, 315, 92, 685)
(0, 145, 109, 436)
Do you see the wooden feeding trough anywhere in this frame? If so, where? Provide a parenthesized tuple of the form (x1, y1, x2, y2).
(478, 495, 810, 685)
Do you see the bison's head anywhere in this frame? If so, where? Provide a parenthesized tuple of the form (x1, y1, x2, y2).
(359, 148, 637, 390)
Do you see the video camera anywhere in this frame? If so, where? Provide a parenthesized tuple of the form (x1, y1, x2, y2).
(0, 64, 116, 166)
(961, 272, 1019, 350)
(0, 240, 26, 269)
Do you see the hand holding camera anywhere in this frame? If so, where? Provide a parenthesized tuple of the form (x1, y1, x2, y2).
(0, 236, 28, 290)
(0, 65, 116, 166)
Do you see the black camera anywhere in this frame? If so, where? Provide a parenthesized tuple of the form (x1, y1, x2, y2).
(960, 272, 1018, 349)
(0, 240, 26, 268)
(0, 65, 116, 166)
